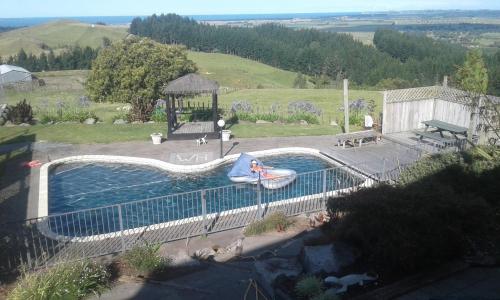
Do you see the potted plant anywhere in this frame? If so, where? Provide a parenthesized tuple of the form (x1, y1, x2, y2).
(150, 132, 163, 145)
(222, 130, 232, 141)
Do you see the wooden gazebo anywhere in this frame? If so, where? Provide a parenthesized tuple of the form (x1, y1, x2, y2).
(163, 73, 220, 140)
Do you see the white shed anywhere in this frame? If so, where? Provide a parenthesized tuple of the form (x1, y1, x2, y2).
(0, 64, 32, 85)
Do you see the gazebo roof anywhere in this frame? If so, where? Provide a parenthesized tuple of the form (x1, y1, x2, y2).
(163, 73, 219, 95)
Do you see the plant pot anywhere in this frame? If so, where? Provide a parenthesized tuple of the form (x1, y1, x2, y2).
(222, 130, 231, 142)
(150, 133, 163, 145)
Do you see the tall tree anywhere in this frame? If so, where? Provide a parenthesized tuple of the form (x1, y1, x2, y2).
(456, 50, 490, 147)
(86, 36, 197, 103)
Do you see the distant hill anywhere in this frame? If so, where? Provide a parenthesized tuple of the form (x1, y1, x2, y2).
(0, 20, 128, 58)
(188, 51, 297, 88)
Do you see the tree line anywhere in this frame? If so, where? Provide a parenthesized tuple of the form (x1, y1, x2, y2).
(1, 46, 99, 72)
(129, 14, 473, 88)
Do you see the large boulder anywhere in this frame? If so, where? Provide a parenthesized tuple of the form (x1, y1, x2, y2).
(84, 118, 96, 125)
(254, 257, 303, 297)
(256, 120, 272, 124)
(113, 119, 128, 125)
(301, 243, 357, 275)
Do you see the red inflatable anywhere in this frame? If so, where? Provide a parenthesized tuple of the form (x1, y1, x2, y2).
(23, 160, 42, 168)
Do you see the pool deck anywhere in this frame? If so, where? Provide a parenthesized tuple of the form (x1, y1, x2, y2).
(0, 134, 420, 221)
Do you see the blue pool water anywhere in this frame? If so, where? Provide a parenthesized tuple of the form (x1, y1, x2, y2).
(47, 154, 362, 236)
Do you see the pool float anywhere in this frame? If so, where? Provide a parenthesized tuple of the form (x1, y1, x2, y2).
(22, 160, 42, 168)
(227, 153, 297, 189)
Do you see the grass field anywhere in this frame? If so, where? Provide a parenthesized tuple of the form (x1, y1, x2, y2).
(0, 20, 128, 58)
(188, 51, 298, 89)
(0, 65, 380, 145)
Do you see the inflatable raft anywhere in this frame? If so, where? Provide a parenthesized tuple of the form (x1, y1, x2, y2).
(227, 153, 297, 189)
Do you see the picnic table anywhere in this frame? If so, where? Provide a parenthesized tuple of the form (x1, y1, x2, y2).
(414, 120, 468, 149)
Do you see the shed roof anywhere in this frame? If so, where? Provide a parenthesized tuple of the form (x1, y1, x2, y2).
(0, 64, 31, 75)
(163, 73, 219, 95)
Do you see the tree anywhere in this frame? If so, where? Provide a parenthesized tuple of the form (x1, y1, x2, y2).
(86, 37, 197, 103)
(293, 72, 307, 89)
(455, 50, 499, 150)
(456, 50, 488, 98)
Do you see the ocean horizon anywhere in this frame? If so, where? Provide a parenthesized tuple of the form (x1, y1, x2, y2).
(1, 10, 499, 27)
(0, 12, 363, 27)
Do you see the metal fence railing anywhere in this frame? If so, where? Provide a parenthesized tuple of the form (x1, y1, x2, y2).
(0, 162, 403, 273)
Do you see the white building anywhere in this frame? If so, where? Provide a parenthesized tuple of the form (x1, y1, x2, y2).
(0, 64, 32, 86)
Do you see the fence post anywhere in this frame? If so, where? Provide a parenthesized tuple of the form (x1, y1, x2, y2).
(117, 204, 125, 252)
(381, 158, 387, 182)
(322, 169, 327, 208)
(256, 178, 263, 220)
(201, 190, 208, 237)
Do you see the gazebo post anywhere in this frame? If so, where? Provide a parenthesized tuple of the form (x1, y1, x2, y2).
(166, 95, 172, 137)
(212, 92, 218, 133)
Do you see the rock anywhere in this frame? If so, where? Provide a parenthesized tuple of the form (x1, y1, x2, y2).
(131, 121, 143, 124)
(19, 123, 31, 127)
(330, 120, 338, 126)
(275, 239, 303, 258)
(146, 121, 155, 124)
(255, 257, 303, 297)
(84, 118, 96, 125)
(272, 120, 282, 124)
(113, 119, 127, 125)
(46, 121, 54, 125)
(194, 248, 216, 260)
(4, 121, 15, 127)
(256, 120, 271, 124)
(301, 243, 357, 275)
(299, 120, 308, 125)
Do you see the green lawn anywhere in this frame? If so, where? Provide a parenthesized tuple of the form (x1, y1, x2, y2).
(229, 123, 344, 138)
(0, 123, 349, 145)
(0, 123, 167, 144)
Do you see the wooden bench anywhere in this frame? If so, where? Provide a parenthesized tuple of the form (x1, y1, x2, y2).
(413, 130, 456, 148)
(335, 130, 379, 148)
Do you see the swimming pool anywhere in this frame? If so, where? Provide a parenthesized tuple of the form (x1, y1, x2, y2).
(45, 153, 364, 238)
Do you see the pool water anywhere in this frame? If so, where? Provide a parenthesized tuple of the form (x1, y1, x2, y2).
(49, 155, 332, 214)
(47, 154, 363, 236)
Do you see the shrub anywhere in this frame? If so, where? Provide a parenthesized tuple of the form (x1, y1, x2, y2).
(38, 108, 98, 124)
(288, 101, 322, 116)
(244, 211, 292, 236)
(111, 112, 130, 123)
(327, 179, 495, 275)
(231, 100, 253, 113)
(129, 97, 154, 122)
(295, 276, 324, 299)
(285, 113, 319, 125)
(8, 261, 109, 300)
(122, 243, 171, 276)
(8, 99, 33, 124)
(151, 107, 167, 122)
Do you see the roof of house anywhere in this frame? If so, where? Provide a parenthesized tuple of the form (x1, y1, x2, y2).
(163, 73, 219, 95)
(0, 64, 31, 75)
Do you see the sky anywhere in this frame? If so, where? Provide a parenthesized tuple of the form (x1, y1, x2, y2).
(1, 0, 500, 18)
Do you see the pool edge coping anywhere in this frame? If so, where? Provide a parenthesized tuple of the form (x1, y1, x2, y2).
(38, 147, 343, 218)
